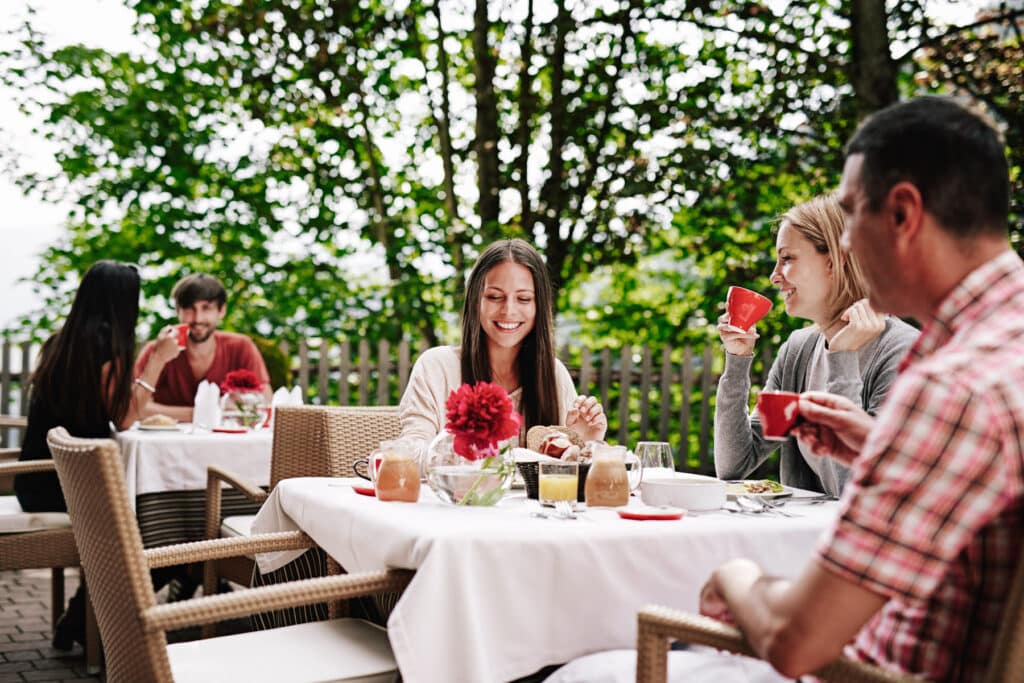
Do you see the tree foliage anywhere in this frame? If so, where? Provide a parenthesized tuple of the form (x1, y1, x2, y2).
(1, 0, 1021, 353)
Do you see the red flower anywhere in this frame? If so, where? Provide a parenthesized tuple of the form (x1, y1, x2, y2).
(220, 369, 263, 394)
(444, 382, 522, 461)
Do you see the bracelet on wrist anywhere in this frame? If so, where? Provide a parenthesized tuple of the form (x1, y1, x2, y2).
(134, 378, 156, 393)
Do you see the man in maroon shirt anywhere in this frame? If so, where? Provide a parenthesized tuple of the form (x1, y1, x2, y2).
(134, 274, 272, 422)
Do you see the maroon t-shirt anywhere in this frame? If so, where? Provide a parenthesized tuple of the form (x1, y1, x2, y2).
(134, 331, 271, 406)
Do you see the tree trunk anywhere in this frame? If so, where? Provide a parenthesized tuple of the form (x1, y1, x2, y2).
(473, 0, 500, 231)
(848, 0, 899, 118)
(517, 0, 535, 235)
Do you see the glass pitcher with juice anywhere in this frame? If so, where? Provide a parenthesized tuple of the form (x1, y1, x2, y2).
(375, 439, 421, 502)
(584, 444, 630, 507)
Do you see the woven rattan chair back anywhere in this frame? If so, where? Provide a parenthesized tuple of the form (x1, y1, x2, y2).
(269, 406, 400, 488)
(46, 427, 172, 682)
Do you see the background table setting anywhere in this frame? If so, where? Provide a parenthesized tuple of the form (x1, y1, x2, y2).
(252, 475, 840, 683)
(116, 423, 273, 546)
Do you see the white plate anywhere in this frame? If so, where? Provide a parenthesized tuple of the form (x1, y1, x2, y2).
(725, 480, 793, 500)
(138, 424, 181, 432)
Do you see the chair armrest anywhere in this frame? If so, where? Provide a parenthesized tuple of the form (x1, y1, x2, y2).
(0, 459, 56, 476)
(144, 531, 315, 568)
(207, 465, 267, 502)
(141, 568, 415, 632)
(637, 606, 917, 683)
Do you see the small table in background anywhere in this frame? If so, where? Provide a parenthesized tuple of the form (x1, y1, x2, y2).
(116, 426, 272, 547)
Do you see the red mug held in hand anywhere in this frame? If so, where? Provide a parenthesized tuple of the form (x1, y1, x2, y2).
(726, 286, 773, 331)
(757, 391, 801, 440)
(176, 324, 189, 348)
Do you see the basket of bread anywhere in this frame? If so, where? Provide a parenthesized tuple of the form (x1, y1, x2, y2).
(517, 426, 597, 502)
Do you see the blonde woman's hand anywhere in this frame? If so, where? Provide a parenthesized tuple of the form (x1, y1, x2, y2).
(829, 299, 886, 352)
(717, 312, 759, 357)
(565, 395, 607, 442)
(152, 326, 184, 365)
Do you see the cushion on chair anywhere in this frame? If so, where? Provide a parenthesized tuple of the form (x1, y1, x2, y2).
(166, 617, 397, 683)
(221, 514, 256, 538)
(0, 496, 72, 533)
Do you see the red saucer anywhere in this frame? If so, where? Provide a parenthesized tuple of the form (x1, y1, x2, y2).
(617, 507, 685, 521)
(212, 427, 248, 434)
(352, 485, 376, 497)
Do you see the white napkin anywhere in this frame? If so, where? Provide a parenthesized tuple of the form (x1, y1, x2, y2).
(193, 380, 222, 429)
(271, 386, 304, 407)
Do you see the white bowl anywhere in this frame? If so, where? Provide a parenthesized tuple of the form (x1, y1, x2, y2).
(639, 477, 727, 511)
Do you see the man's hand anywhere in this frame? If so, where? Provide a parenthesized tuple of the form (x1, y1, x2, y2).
(791, 392, 874, 465)
(152, 326, 184, 365)
(699, 559, 763, 625)
(829, 299, 886, 352)
(565, 395, 607, 442)
(717, 313, 760, 357)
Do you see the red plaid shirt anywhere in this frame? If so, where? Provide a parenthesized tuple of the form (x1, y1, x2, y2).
(817, 250, 1024, 682)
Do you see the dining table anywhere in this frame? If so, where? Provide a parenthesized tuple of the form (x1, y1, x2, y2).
(252, 478, 841, 683)
(115, 425, 273, 547)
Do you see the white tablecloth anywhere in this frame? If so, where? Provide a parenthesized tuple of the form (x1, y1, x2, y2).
(116, 427, 273, 502)
(253, 478, 839, 683)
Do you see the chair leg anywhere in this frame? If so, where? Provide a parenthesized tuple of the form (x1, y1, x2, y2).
(50, 567, 65, 629)
(326, 556, 350, 619)
(636, 617, 670, 683)
(83, 579, 103, 674)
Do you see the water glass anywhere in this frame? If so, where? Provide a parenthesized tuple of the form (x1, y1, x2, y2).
(539, 460, 579, 509)
(636, 441, 675, 481)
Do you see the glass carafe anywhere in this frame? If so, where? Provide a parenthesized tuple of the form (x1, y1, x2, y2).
(584, 444, 631, 507)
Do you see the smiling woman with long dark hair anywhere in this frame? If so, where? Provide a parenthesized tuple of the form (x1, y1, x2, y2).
(399, 239, 607, 459)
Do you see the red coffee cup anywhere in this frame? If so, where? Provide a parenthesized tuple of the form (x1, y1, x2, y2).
(757, 391, 801, 440)
(176, 324, 189, 347)
(726, 286, 773, 331)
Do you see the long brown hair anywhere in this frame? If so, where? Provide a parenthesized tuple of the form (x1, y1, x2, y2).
(460, 239, 560, 434)
(32, 261, 140, 428)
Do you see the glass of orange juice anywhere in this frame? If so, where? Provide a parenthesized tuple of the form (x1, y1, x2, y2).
(539, 460, 579, 509)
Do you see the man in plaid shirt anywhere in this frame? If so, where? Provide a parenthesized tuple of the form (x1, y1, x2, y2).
(697, 97, 1022, 681)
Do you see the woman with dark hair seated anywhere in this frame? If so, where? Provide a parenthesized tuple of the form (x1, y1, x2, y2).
(14, 260, 182, 650)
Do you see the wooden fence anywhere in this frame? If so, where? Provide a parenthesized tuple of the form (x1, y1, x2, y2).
(2, 338, 773, 473)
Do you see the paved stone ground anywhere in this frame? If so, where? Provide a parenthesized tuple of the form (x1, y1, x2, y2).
(0, 569, 97, 683)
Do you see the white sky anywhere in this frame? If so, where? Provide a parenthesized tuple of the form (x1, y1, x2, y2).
(0, 0, 989, 330)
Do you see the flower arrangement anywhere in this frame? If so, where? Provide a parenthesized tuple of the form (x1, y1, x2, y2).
(219, 369, 266, 428)
(445, 381, 522, 460)
(427, 381, 521, 505)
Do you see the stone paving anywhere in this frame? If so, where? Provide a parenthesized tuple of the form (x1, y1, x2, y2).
(0, 569, 97, 683)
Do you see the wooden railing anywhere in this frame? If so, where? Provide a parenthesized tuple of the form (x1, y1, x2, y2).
(2, 338, 772, 472)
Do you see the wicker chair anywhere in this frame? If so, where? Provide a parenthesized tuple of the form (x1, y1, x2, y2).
(0, 456, 101, 670)
(203, 406, 401, 617)
(46, 426, 412, 683)
(636, 541, 1024, 682)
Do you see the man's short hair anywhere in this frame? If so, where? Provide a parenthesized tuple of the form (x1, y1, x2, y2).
(172, 274, 227, 309)
(846, 96, 1009, 238)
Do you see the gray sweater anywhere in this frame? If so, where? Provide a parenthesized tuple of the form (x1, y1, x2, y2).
(713, 317, 919, 495)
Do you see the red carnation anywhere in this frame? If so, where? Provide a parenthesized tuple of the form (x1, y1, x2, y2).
(220, 369, 263, 394)
(444, 382, 522, 461)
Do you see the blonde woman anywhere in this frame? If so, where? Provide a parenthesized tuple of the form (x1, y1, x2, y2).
(713, 193, 918, 496)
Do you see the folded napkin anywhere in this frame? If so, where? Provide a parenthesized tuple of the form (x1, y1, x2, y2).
(271, 386, 304, 407)
(193, 380, 222, 429)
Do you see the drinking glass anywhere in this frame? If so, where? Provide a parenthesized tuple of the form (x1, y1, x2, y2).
(538, 460, 578, 509)
(636, 441, 675, 482)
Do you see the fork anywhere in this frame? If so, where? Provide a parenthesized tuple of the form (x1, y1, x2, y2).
(738, 495, 800, 517)
(553, 500, 577, 519)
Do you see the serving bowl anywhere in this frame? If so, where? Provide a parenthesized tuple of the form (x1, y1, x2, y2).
(639, 476, 726, 511)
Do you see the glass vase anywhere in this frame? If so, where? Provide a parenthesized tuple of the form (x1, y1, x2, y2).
(424, 431, 515, 506)
(218, 390, 267, 429)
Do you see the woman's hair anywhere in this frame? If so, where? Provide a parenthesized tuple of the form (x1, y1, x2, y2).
(780, 193, 869, 330)
(32, 261, 141, 428)
(460, 239, 560, 434)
